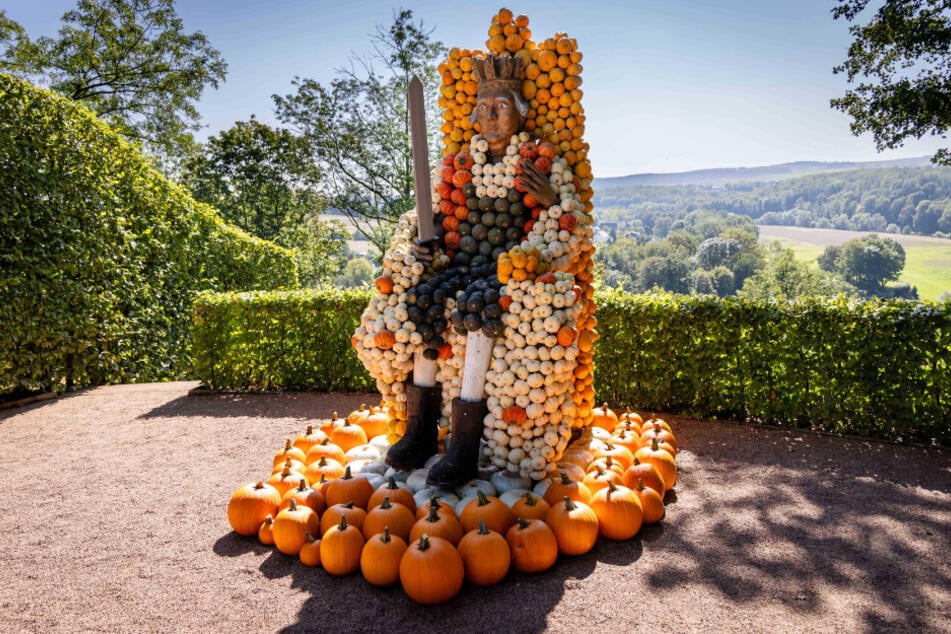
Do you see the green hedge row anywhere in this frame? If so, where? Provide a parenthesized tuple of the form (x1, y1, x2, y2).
(191, 289, 951, 445)
(0, 74, 298, 396)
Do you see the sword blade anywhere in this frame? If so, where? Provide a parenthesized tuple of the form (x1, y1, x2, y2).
(408, 75, 434, 241)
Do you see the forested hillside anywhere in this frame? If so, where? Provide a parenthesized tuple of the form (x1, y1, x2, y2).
(593, 166, 951, 238)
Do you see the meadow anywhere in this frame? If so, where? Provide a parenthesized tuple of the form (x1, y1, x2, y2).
(758, 226, 951, 301)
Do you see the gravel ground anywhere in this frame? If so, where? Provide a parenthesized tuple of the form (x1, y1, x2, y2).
(1, 381, 949, 633)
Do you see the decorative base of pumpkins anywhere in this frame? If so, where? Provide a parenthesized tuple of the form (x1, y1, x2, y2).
(227, 403, 678, 604)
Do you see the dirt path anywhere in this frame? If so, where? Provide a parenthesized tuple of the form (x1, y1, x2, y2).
(1, 382, 948, 633)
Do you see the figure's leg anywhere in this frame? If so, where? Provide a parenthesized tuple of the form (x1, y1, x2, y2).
(385, 354, 441, 470)
(427, 331, 492, 486)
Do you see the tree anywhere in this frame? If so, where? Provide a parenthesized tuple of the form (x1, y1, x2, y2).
(831, 0, 951, 166)
(275, 215, 350, 288)
(333, 257, 376, 288)
(184, 118, 321, 241)
(273, 10, 445, 254)
(820, 233, 906, 294)
(1, 0, 226, 169)
(740, 244, 857, 301)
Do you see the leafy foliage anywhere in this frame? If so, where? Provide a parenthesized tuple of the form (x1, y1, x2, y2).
(0, 74, 296, 396)
(740, 243, 858, 301)
(190, 288, 951, 445)
(831, 0, 951, 165)
(273, 9, 445, 254)
(191, 289, 374, 392)
(819, 233, 907, 295)
(0, 0, 226, 170)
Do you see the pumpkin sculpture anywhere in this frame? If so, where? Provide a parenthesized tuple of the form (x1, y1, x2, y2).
(400, 534, 465, 605)
(228, 480, 282, 536)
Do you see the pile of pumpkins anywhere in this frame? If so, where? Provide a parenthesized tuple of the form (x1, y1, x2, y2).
(227, 403, 678, 605)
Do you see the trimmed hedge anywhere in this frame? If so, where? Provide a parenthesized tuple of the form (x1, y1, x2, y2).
(191, 289, 951, 445)
(0, 74, 298, 396)
(192, 289, 373, 393)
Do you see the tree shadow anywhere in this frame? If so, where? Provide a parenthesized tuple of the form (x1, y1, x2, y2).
(642, 416, 951, 630)
(138, 391, 378, 420)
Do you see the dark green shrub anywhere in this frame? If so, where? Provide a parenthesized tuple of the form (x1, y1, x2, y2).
(0, 74, 298, 395)
(191, 288, 951, 445)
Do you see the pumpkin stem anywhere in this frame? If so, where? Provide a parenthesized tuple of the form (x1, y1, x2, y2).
(254, 480, 265, 489)
(296, 480, 308, 492)
(289, 499, 299, 511)
(380, 496, 392, 509)
(318, 456, 328, 466)
(331, 412, 338, 421)
(305, 425, 314, 435)
(387, 476, 399, 489)
(338, 514, 348, 531)
(477, 490, 490, 506)
(305, 531, 318, 543)
(343, 465, 353, 479)
(283, 439, 293, 451)
(263, 514, 273, 524)
(429, 495, 441, 510)
(636, 478, 646, 492)
(478, 520, 490, 535)
(516, 517, 531, 529)
(280, 465, 292, 476)
(523, 492, 537, 507)
(418, 533, 431, 551)
(343, 501, 355, 509)
(563, 495, 576, 511)
(607, 481, 618, 493)
(559, 471, 571, 484)
(651, 437, 660, 451)
(380, 526, 392, 543)
(594, 465, 605, 476)
(426, 503, 441, 523)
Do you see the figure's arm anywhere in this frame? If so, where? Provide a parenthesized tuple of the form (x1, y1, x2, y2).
(517, 159, 556, 209)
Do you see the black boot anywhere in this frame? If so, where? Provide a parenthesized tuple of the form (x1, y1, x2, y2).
(427, 397, 486, 487)
(385, 382, 441, 470)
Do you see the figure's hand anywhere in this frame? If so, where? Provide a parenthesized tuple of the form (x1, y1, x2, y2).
(413, 237, 440, 266)
(517, 159, 557, 208)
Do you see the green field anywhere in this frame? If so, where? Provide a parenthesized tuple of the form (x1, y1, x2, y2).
(758, 226, 951, 301)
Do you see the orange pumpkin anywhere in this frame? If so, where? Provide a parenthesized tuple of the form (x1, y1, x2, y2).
(362, 497, 416, 542)
(400, 534, 465, 605)
(545, 496, 599, 556)
(293, 425, 328, 454)
(582, 465, 624, 496)
(635, 437, 678, 490)
(543, 472, 591, 506)
(323, 466, 374, 509)
(272, 439, 307, 468)
(329, 419, 368, 453)
(460, 491, 516, 535)
(374, 330, 396, 350)
(303, 455, 346, 485)
(502, 404, 528, 425)
(279, 480, 326, 517)
(634, 480, 665, 524)
(320, 502, 367, 536)
(457, 521, 511, 587)
(594, 442, 635, 471)
(257, 514, 275, 545)
(299, 532, 322, 567)
(361, 527, 407, 587)
(267, 465, 308, 498)
(591, 403, 618, 432)
(622, 460, 667, 495)
(410, 502, 464, 546)
(589, 482, 643, 541)
(272, 499, 320, 556)
(305, 439, 347, 466)
(415, 496, 458, 522)
(227, 480, 281, 536)
(320, 515, 365, 575)
(505, 518, 558, 573)
(368, 477, 417, 514)
(510, 492, 551, 522)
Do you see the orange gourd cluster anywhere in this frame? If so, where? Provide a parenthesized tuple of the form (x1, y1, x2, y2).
(227, 404, 679, 604)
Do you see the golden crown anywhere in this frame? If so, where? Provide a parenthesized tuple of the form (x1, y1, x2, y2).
(472, 54, 523, 94)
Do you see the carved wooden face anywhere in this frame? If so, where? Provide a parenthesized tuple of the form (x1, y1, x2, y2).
(475, 88, 523, 159)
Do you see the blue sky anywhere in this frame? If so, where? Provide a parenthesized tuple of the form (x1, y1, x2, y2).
(6, 0, 948, 176)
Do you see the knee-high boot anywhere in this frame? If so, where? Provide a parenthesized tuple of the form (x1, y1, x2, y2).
(427, 397, 486, 487)
(385, 382, 441, 470)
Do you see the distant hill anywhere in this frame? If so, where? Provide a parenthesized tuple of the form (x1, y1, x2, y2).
(593, 156, 935, 189)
